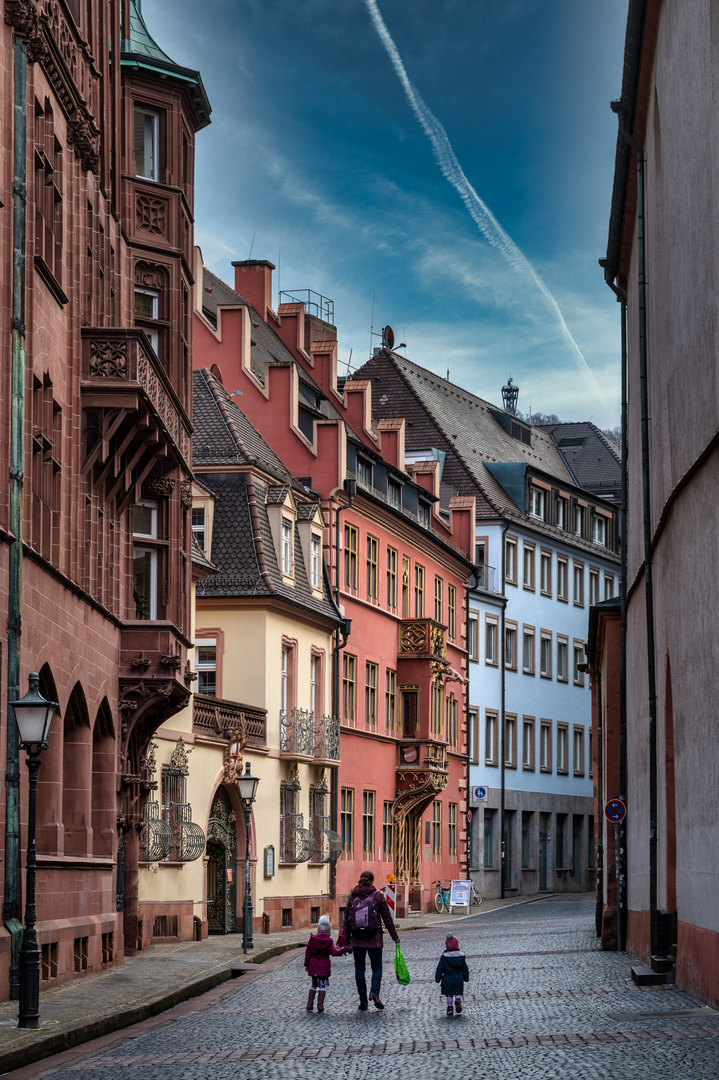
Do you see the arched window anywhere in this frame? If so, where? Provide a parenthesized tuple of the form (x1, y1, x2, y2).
(37, 665, 63, 855)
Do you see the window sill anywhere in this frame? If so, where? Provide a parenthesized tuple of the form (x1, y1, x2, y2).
(34, 255, 69, 306)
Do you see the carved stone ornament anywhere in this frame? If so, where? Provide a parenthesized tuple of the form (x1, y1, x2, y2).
(180, 480, 193, 511)
(184, 662, 198, 684)
(135, 260, 167, 291)
(168, 736, 192, 777)
(285, 763, 301, 792)
(4, 1, 47, 62)
(160, 654, 182, 670)
(314, 769, 329, 796)
(144, 477, 176, 497)
(68, 114, 100, 174)
(131, 654, 152, 670)
(144, 740, 158, 778)
(222, 728, 247, 786)
(89, 339, 127, 378)
(136, 194, 167, 236)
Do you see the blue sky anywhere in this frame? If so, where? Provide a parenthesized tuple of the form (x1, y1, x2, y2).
(148, 0, 628, 426)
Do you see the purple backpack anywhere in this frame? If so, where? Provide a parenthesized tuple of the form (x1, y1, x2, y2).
(349, 892, 379, 935)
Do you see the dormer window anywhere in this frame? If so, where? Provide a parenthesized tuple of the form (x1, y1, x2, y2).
(557, 496, 568, 530)
(529, 487, 545, 520)
(357, 456, 372, 485)
(574, 505, 584, 536)
(192, 507, 206, 553)
(592, 515, 606, 546)
(281, 518, 293, 575)
(388, 478, 402, 506)
(418, 500, 431, 527)
(310, 534, 321, 589)
(134, 106, 159, 181)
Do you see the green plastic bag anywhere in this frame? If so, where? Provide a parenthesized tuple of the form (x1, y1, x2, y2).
(394, 941, 410, 985)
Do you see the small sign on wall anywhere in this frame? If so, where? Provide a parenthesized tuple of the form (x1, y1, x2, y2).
(264, 845, 275, 878)
(227, 868, 233, 883)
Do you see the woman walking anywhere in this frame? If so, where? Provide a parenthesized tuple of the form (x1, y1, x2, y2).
(343, 870, 399, 1010)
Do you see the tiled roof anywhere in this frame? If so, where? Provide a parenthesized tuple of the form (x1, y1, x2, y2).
(538, 422, 622, 498)
(195, 474, 340, 623)
(190, 532, 217, 574)
(355, 350, 619, 560)
(266, 485, 290, 505)
(297, 502, 320, 522)
(192, 369, 299, 486)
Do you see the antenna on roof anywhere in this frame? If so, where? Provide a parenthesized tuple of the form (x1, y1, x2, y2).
(346, 348, 353, 375)
(277, 248, 281, 304)
(447, 367, 450, 381)
(248, 232, 256, 260)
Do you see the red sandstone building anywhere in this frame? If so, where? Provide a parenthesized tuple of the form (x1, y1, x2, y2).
(0, 2, 209, 998)
(193, 257, 475, 915)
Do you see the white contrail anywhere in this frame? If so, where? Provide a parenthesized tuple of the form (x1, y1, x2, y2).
(365, 0, 604, 396)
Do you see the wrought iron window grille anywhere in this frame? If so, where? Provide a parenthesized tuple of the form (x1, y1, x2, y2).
(281, 812, 312, 863)
(140, 738, 205, 862)
(280, 708, 315, 757)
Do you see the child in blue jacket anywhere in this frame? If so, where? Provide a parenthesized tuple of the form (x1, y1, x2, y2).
(434, 932, 470, 1016)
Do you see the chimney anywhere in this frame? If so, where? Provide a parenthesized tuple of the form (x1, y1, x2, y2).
(232, 259, 275, 322)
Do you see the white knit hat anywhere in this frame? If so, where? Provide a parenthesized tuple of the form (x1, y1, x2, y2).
(317, 914, 331, 931)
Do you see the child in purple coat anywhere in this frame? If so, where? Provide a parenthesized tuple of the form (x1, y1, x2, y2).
(304, 914, 347, 1012)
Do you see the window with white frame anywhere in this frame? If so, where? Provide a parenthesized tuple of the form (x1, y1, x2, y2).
(557, 724, 569, 774)
(589, 567, 600, 606)
(281, 645, 289, 713)
(505, 714, 517, 768)
(540, 720, 552, 772)
(557, 556, 568, 601)
(418, 500, 431, 527)
(505, 536, 518, 585)
(505, 622, 518, 671)
(468, 613, 479, 661)
(485, 711, 499, 766)
(557, 635, 569, 682)
(195, 639, 217, 697)
(540, 630, 552, 678)
(540, 550, 552, 596)
(529, 487, 545, 520)
(574, 504, 584, 536)
(310, 654, 318, 716)
(592, 514, 607, 546)
(557, 496, 568, 530)
(469, 707, 480, 765)
(523, 542, 535, 590)
(132, 500, 159, 620)
(485, 616, 499, 665)
(281, 518, 293, 575)
(522, 626, 535, 675)
(134, 106, 159, 181)
(191, 506, 206, 554)
(134, 286, 160, 356)
(573, 726, 585, 776)
(522, 716, 535, 770)
(573, 561, 584, 607)
(604, 573, 615, 599)
(310, 534, 321, 589)
(573, 642, 585, 686)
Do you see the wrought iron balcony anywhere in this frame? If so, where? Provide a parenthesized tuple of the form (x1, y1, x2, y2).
(280, 813, 312, 863)
(193, 694, 267, 746)
(280, 708, 315, 758)
(140, 799, 205, 863)
(315, 714, 340, 764)
(310, 814, 342, 864)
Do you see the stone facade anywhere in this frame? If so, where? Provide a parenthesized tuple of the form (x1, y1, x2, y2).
(0, 1, 209, 998)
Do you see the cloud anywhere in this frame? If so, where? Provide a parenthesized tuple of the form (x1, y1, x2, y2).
(364, 0, 608, 408)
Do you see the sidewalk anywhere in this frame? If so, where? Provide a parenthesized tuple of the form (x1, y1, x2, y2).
(0, 894, 544, 1073)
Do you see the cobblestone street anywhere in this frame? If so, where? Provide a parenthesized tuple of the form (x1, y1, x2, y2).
(12, 896, 719, 1079)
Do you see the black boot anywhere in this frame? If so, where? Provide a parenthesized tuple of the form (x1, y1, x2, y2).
(306, 989, 316, 1011)
(317, 991, 326, 1013)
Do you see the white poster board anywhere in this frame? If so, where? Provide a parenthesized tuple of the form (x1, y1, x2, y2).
(449, 880, 471, 910)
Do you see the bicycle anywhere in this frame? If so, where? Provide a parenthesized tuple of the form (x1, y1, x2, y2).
(470, 882, 483, 908)
(433, 878, 452, 913)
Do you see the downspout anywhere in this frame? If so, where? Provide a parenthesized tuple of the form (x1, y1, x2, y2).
(464, 568, 475, 879)
(3, 35, 28, 1001)
(614, 107, 658, 958)
(583, 658, 604, 939)
(499, 522, 508, 899)
(600, 273, 628, 951)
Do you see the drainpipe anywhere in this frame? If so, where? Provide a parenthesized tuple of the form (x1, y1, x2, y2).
(3, 35, 28, 1001)
(600, 273, 629, 952)
(581, 660, 604, 938)
(329, 478, 356, 901)
(613, 106, 658, 959)
(499, 523, 508, 899)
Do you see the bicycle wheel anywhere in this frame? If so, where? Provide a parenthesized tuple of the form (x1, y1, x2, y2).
(434, 890, 445, 913)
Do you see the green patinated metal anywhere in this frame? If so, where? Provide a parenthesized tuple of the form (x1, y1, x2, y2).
(3, 35, 28, 1001)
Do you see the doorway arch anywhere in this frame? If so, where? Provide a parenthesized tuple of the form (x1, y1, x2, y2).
(206, 785, 238, 933)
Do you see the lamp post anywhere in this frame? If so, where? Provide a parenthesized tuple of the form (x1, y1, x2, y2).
(10, 673, 58, 1029)
(237, 761, 259, 953)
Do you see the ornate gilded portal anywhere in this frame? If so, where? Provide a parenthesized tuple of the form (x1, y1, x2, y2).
(206, 787, 237, 934)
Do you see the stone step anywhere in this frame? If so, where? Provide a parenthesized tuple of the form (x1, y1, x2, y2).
(631, 962, 671, 986)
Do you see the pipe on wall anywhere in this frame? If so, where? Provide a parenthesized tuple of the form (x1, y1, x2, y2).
(3, 34, 28, 1002)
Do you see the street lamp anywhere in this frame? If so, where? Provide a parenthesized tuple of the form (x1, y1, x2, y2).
(237, 761, 259, 953)
(10, 673, 58, 1029)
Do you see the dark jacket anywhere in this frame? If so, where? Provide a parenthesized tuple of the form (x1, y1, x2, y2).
(435, 950, 470, 996)
(304, 931, 346, 977)
(343, 884, 399, 950)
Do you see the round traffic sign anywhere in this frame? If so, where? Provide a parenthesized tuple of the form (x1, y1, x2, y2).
(604, 798, 626, 822)
(466, 811, 472, 823)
